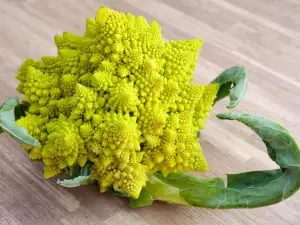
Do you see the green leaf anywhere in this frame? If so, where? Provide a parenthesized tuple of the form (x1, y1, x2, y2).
(226, 169, 282, 189)
(0, 97, 40, 146)
(211, 66, 248, 108)
(70, 161, 92, 178)
(216, 113, 300, 168)
(81, 161, 92, 176)
(213, 82, 231, 103)
(129, 190, 153, 208)
(143, 112, 300, 208)
(112, 187, 129, 197)
(57, 175, 90, 187)
(14, 103, 25, 121)
(154, 172, 224, 189)
(144, 175, 189, 206)
(70, 164, 82, 179)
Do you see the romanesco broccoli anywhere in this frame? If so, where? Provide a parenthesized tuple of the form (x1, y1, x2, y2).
(15, 7, 219, 198)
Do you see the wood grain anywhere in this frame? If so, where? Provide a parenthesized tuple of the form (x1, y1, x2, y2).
(1, 0, 300, 224)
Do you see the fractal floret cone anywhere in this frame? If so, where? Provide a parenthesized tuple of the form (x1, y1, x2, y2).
(15, 7, 219, 198)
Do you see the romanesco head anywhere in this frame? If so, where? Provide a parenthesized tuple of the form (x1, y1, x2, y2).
(15, 7, 219, 199)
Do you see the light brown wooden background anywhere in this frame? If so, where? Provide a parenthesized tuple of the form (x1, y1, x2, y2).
(1, 0, 300, 224)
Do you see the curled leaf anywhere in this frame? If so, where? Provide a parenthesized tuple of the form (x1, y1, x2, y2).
(216, 113, 300, 168)
(0, 97, 40, 146)
(211, 66, 248, 108)
(57, 175, 90, 187)
(141, 112, 300, 208)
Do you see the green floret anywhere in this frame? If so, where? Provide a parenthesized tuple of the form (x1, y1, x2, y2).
(106, 79, 140, 113)
(42, 115, 85, 178)
(14, 6, 219, 199)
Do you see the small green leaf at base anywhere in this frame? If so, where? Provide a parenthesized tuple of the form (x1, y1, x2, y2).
(211, 66, 248, 108)
(81, 161, 92, 176)
(129, 190, 153, 208)
(57, 175, 90, 188)
(70, 161, 92, 178)
(145, 175, 189, 206)
(112, 188, 129, 197)
(14, 103, 25, 121)
(0, 96, 40, 146)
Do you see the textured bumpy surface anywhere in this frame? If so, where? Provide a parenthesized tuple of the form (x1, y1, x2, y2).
(14, 7, 219, 198)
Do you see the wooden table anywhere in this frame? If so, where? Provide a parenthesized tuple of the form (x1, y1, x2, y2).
(1, 0, 300, 224)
